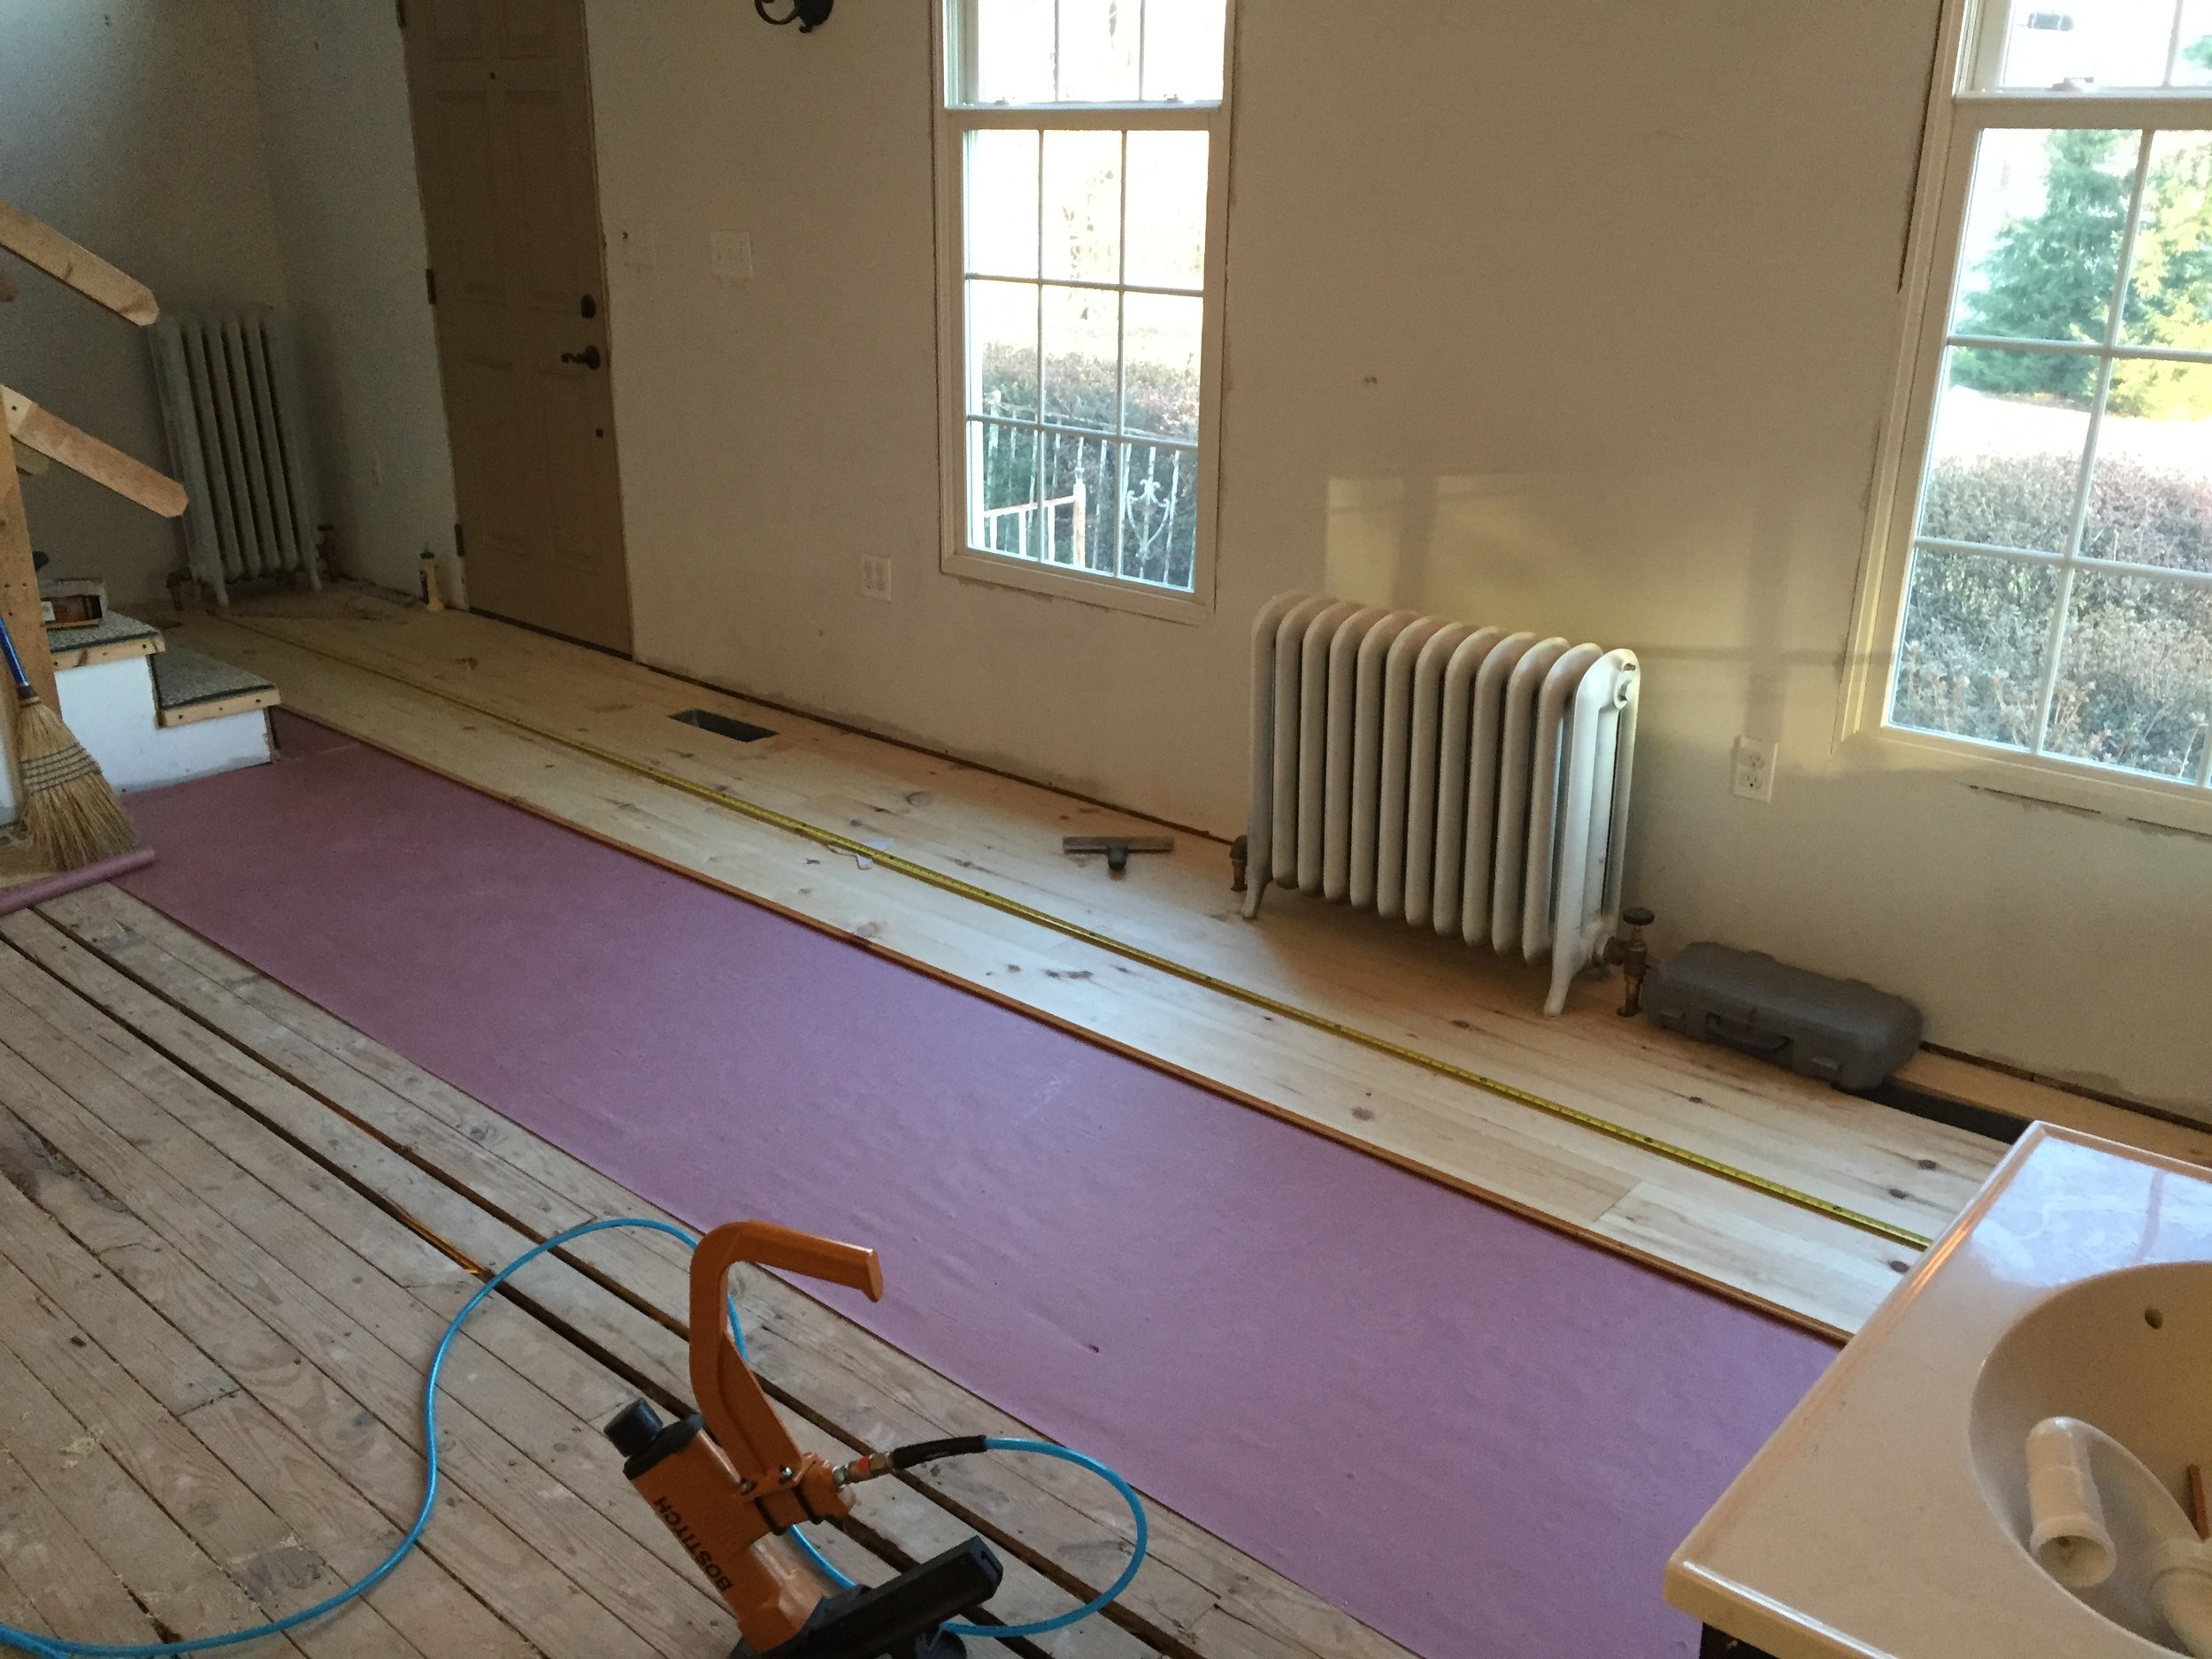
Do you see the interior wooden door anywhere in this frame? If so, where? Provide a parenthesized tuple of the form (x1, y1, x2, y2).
(402, 0, 632, 652)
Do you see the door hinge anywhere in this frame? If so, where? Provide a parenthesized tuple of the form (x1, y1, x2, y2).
(454, 523, 466, 560)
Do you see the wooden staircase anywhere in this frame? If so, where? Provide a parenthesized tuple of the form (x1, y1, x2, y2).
(0, 611, 278, 825)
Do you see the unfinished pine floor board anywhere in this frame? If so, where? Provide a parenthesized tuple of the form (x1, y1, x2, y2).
(0, 887, 1412, 1659)
(146, 595, 2045, 1336)
(192, 589, 2211, 1157)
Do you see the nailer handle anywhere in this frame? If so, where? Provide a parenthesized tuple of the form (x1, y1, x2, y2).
(688, 1221, 881, 1521)
(697, 1218, 884, 1302)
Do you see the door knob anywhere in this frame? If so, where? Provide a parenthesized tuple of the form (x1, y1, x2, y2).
(560, 345, 603, 370)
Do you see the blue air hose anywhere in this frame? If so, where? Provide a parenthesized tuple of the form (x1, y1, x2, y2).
(785, 1438, 1149, 1640)
(0, 1218, 1147, 1656)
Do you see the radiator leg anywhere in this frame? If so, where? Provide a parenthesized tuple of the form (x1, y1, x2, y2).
(1241, 873, 1269, 919)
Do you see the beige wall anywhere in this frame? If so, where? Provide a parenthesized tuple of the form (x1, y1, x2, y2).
(247, 0, 457, 598)
(29, 5, 2176, 1107)
(0, 0, 289, 607)
(582, 0, 2212, 1114)
(0, 0, 448, 605)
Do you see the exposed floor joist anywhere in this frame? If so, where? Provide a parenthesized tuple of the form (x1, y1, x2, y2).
(165, 589, 2212, 1335)
(0, 882, 1401, 1659)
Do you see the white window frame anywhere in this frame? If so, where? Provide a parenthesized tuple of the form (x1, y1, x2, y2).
(1843, 0, 2212, 833)
(931, 1, 1236, 625)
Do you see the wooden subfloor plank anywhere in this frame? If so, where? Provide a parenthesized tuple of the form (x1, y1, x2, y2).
(0, 1560, 53, 1641)
(0, 1144, 541, 1659)
(178, 1387, 544, 1659)
(0, 1141, 236, 1421)
(0, 1110, 664, 1659)
(0, 1253, 421, 1659)
(0, 1338, 313, 1653)
(0, 910, 1153, 1659)
(0, 1036, 704, 1659)
(105, 1228, 658, 1659)
(0, 980, 742, 1659)
(0, 1443, 158, 1646)
(29, 890, 1406, 1659)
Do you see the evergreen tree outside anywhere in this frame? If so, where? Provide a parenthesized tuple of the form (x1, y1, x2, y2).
(1952, 129, 2130, 403)
(1952, 126, 2212, 416)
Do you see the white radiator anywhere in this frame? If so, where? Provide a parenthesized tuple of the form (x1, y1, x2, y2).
(150, 308, 323, 605)
(1243, 593, 1640, 1017)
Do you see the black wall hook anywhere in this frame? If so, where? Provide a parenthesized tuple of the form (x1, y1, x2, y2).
(755, 0, 832, 29)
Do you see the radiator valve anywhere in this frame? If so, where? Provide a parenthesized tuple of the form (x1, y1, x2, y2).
(1229, 834, 1248, 894)
(1601, 907, 1655, 1018)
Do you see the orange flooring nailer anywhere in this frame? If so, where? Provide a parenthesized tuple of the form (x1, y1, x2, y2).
(603, 1219, 1147, 1659)
(0, 1214, 1143, 1659)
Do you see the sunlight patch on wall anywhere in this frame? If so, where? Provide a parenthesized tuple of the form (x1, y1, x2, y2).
(1323, 472, 1572, 622)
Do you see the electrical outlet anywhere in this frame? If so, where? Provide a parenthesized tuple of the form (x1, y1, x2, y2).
(1732, 736, 1778, 803)
(709, 230, 753, 284)
(860, 553, 894, 602)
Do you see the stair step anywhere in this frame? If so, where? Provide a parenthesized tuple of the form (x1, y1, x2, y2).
(49, 610, 165, 672)
(151, 646, 280, 729)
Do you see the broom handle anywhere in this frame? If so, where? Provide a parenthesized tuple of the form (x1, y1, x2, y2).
(0, 610, 32, 697)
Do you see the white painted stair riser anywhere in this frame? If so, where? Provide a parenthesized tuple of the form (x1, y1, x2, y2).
(0, 653, 273, 826)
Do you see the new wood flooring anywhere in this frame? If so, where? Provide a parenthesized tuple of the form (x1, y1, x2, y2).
(165, 588, 2212, 1337)
(0, 882, 1399, 1659)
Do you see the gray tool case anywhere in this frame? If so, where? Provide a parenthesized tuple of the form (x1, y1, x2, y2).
(1641, 942, 1922, 1092)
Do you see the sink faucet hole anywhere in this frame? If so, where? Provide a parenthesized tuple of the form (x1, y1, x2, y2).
(2146, 1306, 2165, 1329)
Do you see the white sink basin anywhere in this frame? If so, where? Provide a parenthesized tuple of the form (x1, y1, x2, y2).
(1971, 1262, 2212, 1648)
(1670, 1125, 2212, 1659)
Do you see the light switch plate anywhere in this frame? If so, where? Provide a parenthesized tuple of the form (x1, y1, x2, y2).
(860, 553, 894, 602)
(1732, 736, 1778, 803)
(710, 230, 753, 284)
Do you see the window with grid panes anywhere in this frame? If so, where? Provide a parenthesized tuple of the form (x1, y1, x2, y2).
(936, 1, 1231, 616)
(1862, 0, 2212, 806)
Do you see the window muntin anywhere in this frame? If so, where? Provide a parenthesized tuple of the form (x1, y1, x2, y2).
(1878, 3, 2212, 797)
(940, 2, 1229, 611)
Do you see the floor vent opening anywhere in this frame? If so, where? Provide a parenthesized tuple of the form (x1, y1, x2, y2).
(672, 709, 775, 743)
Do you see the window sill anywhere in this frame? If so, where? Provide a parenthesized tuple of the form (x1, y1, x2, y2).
(940, 546, 1213, 624)
(1843, 723, 2212, 840)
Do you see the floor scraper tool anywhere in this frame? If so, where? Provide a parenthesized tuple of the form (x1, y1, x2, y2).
(605, 1219, 1069, 1658)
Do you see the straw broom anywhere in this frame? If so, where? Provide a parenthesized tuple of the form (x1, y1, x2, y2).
(0, 611, 133, 869)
